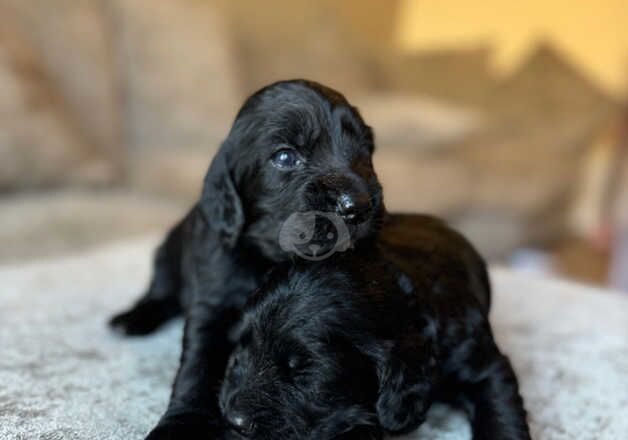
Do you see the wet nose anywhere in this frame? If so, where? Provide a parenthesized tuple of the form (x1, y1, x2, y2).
(226, 409, 254, 436)
(336, 192, 372, 223)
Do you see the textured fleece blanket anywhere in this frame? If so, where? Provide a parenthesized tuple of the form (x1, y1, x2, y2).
(1, 237, 627, 439)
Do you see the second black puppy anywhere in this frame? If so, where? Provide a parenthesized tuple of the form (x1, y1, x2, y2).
(220, 215, 531, 440)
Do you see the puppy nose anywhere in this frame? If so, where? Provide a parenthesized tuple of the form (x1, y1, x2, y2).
(226, 409, 254, 435)
(336, 192, 372, 223)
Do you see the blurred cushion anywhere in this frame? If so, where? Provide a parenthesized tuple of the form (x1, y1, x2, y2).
(0, 25, 114, 190)
(218, 0, 376, 95)
(355, 94, 482, 148)
(111, 0, 240, 150)
(1, 0, 121, 165)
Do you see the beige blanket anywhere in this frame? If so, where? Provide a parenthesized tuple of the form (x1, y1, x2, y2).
(1, 238, 627, 439)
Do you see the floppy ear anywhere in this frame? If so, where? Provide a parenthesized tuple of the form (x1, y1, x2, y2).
(199, 149, 244, 247)
(375, 335, 436, 435)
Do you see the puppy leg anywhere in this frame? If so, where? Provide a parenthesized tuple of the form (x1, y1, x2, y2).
(453, 341, 531, 440)
(109, 214, 186, 335)
(146, 303, 240, 439)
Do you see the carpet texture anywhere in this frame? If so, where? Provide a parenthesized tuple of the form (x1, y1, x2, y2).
(1, 237, 627, 439)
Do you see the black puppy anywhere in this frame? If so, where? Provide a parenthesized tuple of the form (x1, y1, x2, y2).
(220, 215, 531, 440)
(110, 80, 385, 438)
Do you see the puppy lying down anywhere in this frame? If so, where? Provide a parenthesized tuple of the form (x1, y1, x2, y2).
(219, 215, 531, 439)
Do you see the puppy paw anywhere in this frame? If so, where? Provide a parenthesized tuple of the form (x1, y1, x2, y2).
(145, 414, 226, 440)
(109, 299, 172, 336)
(146, 424, 213, 440)
(376, 392, 428, 435)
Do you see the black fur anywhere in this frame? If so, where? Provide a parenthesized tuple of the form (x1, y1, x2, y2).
(219, 215, 531, 440)
(109, 80, 386, 438)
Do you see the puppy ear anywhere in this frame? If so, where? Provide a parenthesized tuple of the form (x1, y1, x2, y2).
(375, 336, 436, 435)
(199, 149, 244, 247)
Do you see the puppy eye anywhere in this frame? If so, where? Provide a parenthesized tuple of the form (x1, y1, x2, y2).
(271, 148, 303, 170)
(231, 350, 246, 367)
(287, 356, 300, 370)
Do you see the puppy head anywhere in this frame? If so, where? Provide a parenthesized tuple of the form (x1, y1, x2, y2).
(219, 265, 382, 439)
(199, 79, 384, 259)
